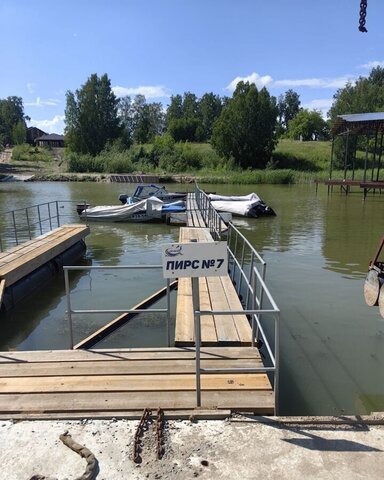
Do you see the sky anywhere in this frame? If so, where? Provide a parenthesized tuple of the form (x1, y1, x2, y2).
(0, 0, 383, 135)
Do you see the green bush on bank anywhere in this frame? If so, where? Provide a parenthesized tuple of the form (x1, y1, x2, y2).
(12, 144, 53, 163)
(65, 138, 339, 183)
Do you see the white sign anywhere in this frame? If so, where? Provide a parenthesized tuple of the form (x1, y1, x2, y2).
(162, 242, 228, 278)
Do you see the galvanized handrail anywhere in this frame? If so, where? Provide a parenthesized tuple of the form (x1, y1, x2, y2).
(0, 200, 85, 251)
(193, 275, 280, 414)
(194, 183, 227, 239)
(63, 265, 172, 349)
(192, 185, 280, 414)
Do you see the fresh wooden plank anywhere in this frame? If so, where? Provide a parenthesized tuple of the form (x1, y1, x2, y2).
(0, 225, 89, 286)
(0, 347, 262, 363)
(0, 358, 264, 377)
(220, 276, 252, 344)
(175, 277, 194, 344)
(0, 373, 271, 393)
(199, 277, 217, 344)
(0, 409, 233, 421)
(0, 390, 274, 413)
(207, 276, 240, 343)
(0, 279, 5, 307)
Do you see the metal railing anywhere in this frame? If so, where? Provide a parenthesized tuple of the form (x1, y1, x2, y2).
(64, 265, 172, 349)
(192, 184, 280, 414)
(193, 249, 280, 414)
(194, 183, 227, 240)
(0, 200, 84, 251)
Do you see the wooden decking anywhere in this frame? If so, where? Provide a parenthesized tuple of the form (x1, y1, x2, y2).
(0, 224, 90, 288)
(186, 192, 207, 227)
(0, 347, 274, 418)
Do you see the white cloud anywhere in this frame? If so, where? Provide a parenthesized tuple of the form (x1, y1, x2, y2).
(112, 85, 171, 99)
(226, 72, 355, 93)
(359, 60, 384, 69)
(28, 115, 65, 134)
(301, 98, 334, 118)
(25, 97, 60, 108)
(274, 76, 354, 89)
(226, 72, 273, 92)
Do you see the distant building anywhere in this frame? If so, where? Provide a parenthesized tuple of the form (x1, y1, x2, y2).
(26, 127, 47, 145)
(34, 133, 65, 148)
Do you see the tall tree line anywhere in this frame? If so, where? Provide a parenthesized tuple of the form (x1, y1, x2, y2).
(0, 96, 28, 147)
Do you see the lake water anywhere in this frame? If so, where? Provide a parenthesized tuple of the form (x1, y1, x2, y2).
(0, 181, 383, 416)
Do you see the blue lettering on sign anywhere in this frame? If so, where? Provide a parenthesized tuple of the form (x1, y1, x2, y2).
(166, 258, 225, 271)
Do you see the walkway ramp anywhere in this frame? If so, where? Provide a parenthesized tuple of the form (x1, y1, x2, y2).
(175, 226, 252, 346)
(0, 347, 274, 418)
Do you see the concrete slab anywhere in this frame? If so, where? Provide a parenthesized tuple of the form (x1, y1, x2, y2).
(1, 415, 384, 479)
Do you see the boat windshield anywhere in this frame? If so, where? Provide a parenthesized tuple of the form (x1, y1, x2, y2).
(133, 184, 166, 199)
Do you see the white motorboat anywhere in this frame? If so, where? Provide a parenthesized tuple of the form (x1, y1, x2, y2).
(78, 196, 186, 222)
(208, 193, 276, 218)
(118, 183, 187, 205)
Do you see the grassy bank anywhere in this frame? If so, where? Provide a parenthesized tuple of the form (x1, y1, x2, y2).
(8, 139, 378, 184)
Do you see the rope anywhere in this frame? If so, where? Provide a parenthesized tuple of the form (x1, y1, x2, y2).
(29, 431, 98, 480)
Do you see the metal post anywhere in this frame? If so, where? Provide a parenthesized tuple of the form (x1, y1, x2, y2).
(37, 205, 43, 235)
(56, 201, 60, 227)
(329, 136, 335, 183)
(376, 133, 383, 181)
(192, 276, 201, 407)
(364, 135, 369, 182)
(274, 312, 280, 415)
(251, 267, 256, 348)
(26, 208, 32, 240)
(343, 132, 349, 181)
(371, 128, 378, 181)
(48, 203, 53, 231)
(64, 268, 74, 349)
(166, 279, 171, 347)
(12, 211, 18, 245)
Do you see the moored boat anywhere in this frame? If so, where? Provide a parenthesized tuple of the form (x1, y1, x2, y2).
(208, 192, 276, 218)
(78, 196, 185, 222)
(118, 183, 187, 205)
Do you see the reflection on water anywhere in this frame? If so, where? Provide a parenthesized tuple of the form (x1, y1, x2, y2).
(0, 181, 383, 415)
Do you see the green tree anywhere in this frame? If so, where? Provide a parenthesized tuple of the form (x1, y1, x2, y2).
(287, 109, 328, 141)
(211, 81, 278, 169)
(329, 66, 384, 119)
(12, 121, 27, 145)
(0, 96, 28, 146)
(196, 93, 223, 141)
(65, 73, 121, 155)
(277, 89, 301, 134)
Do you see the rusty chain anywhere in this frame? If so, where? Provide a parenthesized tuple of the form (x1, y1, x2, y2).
(133, 408, 152, 463)
(156, 407, 165, 459)
(359, 0, 368, 32)
(133, 407, 166, 463)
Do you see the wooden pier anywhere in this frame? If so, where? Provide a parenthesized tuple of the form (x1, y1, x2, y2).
(0, 224, 90, 309)
(0, 193, 275, 418)
(0, 347, 274, 419)
(175, 227, 252, 346)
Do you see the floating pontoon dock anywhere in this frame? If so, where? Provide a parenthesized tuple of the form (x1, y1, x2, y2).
(0, 224, 90, 310)
(0, 187, 279, 418)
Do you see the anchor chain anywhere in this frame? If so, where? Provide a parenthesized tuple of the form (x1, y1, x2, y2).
(359, 0, 368, 32)
(133, 407, 152, 463)
(133, 407, 166, 463)
(156, 407, 165, 459)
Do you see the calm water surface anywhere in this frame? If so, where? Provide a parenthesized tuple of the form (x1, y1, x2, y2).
(0, 181, 383, 416)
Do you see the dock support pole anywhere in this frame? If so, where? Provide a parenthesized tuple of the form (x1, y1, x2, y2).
(166, 279, 171, 347)
(192, 276, 201, 407)
(64, 268, 74, 349)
